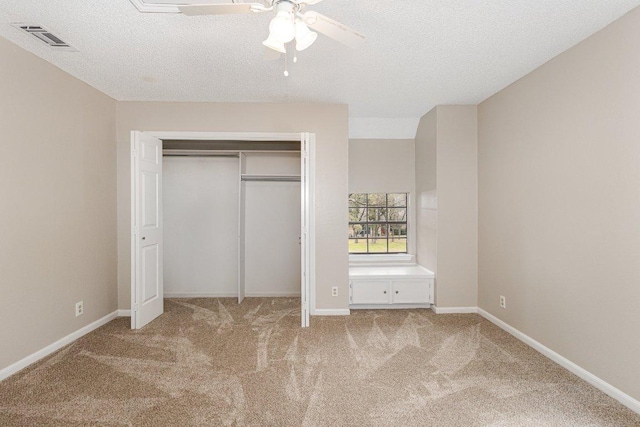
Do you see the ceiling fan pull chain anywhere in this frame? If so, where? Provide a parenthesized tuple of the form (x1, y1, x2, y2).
(284, 49, 289, 77)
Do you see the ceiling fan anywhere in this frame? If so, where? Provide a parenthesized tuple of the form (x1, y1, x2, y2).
(178, 0, 366, 58)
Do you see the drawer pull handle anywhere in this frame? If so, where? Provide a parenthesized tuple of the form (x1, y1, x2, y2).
(396, 291, 399, 294)
(383, 291, 387, 294)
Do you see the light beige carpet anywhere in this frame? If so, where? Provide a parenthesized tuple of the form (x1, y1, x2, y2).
(0, 298, 638, 426)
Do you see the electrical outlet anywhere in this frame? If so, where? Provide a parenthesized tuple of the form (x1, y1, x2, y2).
(499, 295, 506, 309)
(75, 301, 84, 317)
(331, 286, 338, 297)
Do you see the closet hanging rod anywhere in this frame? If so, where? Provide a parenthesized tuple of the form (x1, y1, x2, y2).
(162, 149, 240, 158)
(241, 175, 301, 183)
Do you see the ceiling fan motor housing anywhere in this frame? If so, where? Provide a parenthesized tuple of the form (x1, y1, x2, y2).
(274, 0, 297, 14)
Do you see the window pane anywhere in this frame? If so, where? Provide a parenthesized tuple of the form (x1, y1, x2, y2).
(389, 224, 407, 237)
(347, 193, 408, 255)
(388, 208, 406, 222)
(349, 239, 367, 253)
(349, 193, 366, 207)
(388, 193, 407, 207)
(349, 224, 365, 239)
(367, 223, 386, 238)
(368, 193, 386, 207)
(367, 208, 387, 222)
(368, 238, 388, 253)
(349, 208, 366, 223)
(389, 238, 407, 253)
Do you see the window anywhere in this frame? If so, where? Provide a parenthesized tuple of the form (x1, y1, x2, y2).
(349, 193, 408, 254)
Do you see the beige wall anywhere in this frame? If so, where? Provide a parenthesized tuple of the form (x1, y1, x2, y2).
(349, 139, 416, 255)
(0, 37, 117, 371)
(116, 102, 349, 311)
(436, 106, 478, 308)
(415, 106, 478, 308)
(415, 110, 437, 272)
(349, 139, 415, 194)
(478, 7, 640, 401)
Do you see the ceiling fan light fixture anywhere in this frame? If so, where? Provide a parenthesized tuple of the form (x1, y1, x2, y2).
(295, 19, 317, 51)
(263, 34, 287, 54)
(269, 11, 296, 43)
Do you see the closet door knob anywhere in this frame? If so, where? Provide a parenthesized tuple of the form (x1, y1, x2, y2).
(142, 237, 146, 240)
(395, 291, 399, 294)
(383, 291, 387, 294)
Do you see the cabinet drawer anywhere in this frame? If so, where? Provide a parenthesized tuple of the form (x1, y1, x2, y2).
(351, 280, 391, 304)
(391, 280, 429, 304)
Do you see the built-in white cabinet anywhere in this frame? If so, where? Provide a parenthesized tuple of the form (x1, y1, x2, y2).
(349, 265, 434, 308)
(391, 280, 431, 304)
(351, 280, 391, 304)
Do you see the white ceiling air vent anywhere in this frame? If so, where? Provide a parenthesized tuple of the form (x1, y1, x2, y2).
(11, 24, 77, 51)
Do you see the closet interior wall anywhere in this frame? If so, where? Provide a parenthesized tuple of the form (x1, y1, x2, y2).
(242, 153, 301, 298)
(163, 155, 239, 297)
(162, 144, 301, 299)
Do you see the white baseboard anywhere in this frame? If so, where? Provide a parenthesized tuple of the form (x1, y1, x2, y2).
(432, 306, 479, 314)
(164, 293, 237, 298)
(478, 308, 640, 415)
(311, 308, 351, 316)
(164, 292, 301, 298)
(0, 311, 118, 382)
(117, 310, 131, 317)
(350, 304, 431, 310)
(245, 292, 301, 298)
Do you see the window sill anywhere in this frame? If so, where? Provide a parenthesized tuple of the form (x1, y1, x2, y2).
(349, 254, 415, 265)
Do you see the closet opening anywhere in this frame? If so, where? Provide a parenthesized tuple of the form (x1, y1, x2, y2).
(130, 132, 315, 330)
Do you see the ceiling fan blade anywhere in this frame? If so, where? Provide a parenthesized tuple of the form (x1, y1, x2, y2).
(263, 46, 282, 61)
(178, 3, 267, 16)
(301, 11, 365, 49)
(300, 0, 324, 5)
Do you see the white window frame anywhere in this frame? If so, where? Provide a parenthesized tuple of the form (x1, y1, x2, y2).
(348, 192, 416, 265)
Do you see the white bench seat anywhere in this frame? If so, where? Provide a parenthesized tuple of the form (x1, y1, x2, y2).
(349, 264, 435, 309)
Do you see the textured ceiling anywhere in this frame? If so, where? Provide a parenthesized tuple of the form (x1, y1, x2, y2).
(1, 0, 639, 120)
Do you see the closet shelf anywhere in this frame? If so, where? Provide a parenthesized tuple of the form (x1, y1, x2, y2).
(241, 174, 301, 182)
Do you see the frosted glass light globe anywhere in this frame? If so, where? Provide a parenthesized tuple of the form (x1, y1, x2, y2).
(269, 11, 296, 43)
(295, 19, 317, 51)
(263, 34, 286, 54)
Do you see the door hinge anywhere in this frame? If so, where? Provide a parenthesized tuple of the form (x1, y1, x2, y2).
(133, 304, 139, 312)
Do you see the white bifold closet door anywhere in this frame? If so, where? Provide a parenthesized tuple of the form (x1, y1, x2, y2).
(131, 132, 164, 329)
(163, 156, 239, 297)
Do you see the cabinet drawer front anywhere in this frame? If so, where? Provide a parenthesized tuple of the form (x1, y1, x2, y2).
(351, 280, 391, 304)
(391, 280, 429, 304)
